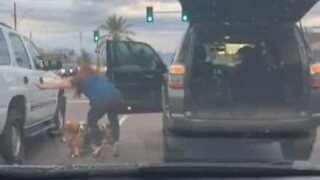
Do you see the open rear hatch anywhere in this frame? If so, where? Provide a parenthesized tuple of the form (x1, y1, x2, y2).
(180, 0, 318, 23)
(182, 0, 318, 120)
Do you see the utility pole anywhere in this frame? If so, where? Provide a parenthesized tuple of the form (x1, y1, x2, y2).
(79, 32, 83, 52)
(79, 32, 83, 65)
(29, 31, 32, 40)
(14, 2, 17, 31)
(45, 30, 49, 51)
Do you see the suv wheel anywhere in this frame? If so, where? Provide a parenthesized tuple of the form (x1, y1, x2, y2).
(280, 130, 316, 161)
(48, 96, 66, 137)
(1, 109, 25, 164)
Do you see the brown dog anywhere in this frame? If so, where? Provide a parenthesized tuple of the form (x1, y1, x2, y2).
(63, 120, 113, 158)
(62, 120, 87, 158)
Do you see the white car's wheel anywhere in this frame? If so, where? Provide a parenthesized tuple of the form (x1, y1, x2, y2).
(1, 109, 24, 164)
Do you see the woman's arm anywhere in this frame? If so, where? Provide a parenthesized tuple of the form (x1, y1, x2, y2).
(38, 79, 73, 90)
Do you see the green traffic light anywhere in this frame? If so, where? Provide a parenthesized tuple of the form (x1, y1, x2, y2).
(147, 16, 153, 23)
(93, 30, 100, 43)
(94, 36, 99, 42)
(146, 6, 154, 23)
(181, 9, 189, 22)
(181, 13, 189, 22)
(182, 15, 188, 21)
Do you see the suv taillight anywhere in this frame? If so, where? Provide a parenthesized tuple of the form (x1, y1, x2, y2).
(169, 65, 185, 89)
(310, 64, 320, 88)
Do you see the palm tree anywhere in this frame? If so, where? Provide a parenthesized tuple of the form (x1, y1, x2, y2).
(98, 15, 135, 48)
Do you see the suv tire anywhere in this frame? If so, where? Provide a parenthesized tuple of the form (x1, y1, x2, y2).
(48, 95, 66, 137)
(280, 130, 316, 161)
(1, 109, 25, 164)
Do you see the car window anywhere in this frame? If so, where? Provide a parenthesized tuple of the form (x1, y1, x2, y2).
(173, 30, 189, 64)
(25, 38, 45, 70)
(0, 29, 10, 65)
(112, 41, 161, 70)
(9, 34, 31, 69)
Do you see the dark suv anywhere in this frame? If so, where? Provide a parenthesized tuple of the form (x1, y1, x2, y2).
(104, 0, 320, 162)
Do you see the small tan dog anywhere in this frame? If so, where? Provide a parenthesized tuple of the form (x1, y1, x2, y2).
(62, 120, 113, 158)
(62, 120, 87, 158)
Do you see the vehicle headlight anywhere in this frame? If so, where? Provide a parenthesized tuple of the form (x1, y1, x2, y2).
(60, 69, 66, 74)
(70, 69, 73, 73)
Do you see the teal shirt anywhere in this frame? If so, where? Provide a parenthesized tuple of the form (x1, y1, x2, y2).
(71, 75, 119, 103)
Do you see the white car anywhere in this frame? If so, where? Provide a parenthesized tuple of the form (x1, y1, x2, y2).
(0, 23, 66, 164)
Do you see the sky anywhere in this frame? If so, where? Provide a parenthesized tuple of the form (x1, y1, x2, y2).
(0, 0, 188, 54)
(2, 0, 320, 54)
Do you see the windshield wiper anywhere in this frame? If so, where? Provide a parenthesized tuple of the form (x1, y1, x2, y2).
(1, 163, 320, 179)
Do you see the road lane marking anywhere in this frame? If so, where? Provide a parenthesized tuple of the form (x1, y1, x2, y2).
(119, 115, 128, 125)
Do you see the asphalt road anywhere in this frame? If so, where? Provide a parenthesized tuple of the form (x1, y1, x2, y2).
(19, 93, 320, 166)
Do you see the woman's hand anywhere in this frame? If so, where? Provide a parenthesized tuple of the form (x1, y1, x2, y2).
(36, 79, 73, 90)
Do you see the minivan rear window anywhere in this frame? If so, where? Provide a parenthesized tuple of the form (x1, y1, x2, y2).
(0, 29, 10, 65)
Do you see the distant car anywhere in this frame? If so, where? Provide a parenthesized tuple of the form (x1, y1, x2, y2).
(59, 64, 78, 77)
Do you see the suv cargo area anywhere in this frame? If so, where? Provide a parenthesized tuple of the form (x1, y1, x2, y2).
(188, 24, 308, 120)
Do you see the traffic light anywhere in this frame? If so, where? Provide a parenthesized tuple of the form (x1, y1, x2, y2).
(93, 30, 99, 43)
(181, 10, 189, 22)
(146, 6, 154, 23)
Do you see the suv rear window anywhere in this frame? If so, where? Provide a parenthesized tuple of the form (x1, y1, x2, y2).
(0, 29, 10, 65)
(203, 43, 252, 67)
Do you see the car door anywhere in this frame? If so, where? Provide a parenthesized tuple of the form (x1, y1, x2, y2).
(8, 33, 43, 125)
(24, 38, 57, 121)
(105, 40, 167, 113)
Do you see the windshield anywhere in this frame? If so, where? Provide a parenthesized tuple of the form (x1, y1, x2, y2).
(2, 0, 320, 175)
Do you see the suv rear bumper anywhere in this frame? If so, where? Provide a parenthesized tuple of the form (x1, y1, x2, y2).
(167, 114, 320, 136)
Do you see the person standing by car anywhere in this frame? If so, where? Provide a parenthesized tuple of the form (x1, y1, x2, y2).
(38, 64, 124, 157)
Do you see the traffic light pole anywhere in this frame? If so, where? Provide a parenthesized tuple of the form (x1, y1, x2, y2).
(153, 10, 180, 14)
(146, 7, 187, 23)
(93, 30, 102, 74)
(155, 10, 188, 22)
(95, 42, 101, 75)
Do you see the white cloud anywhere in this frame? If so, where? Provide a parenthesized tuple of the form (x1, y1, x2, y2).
(0, 0, 187, 54)
(116, 0, 181, 17)
(11, 0, 320, 54)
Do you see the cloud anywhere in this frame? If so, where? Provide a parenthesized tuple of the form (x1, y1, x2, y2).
(0, 0, 187, 53)
(7, 0, 320, 54)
